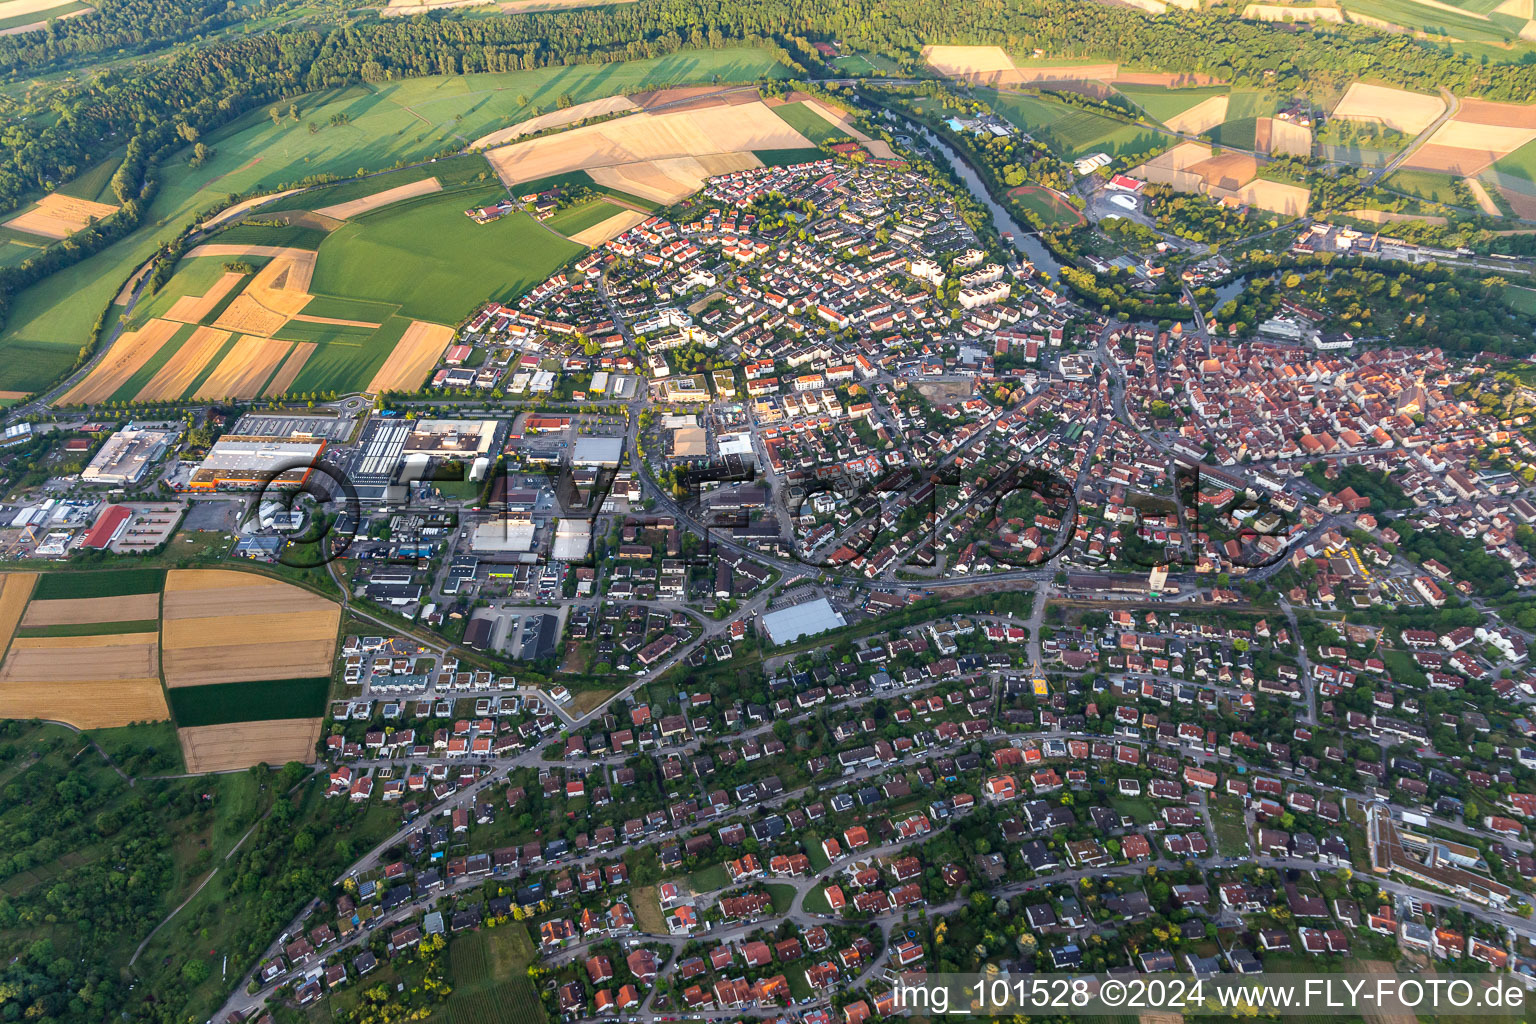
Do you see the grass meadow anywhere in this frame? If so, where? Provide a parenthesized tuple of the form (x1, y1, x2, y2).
(982, 88, 1173, 161)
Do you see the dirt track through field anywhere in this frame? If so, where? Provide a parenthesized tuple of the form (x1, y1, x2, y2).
(134, 326, 230, 402)
(1466, 177, 1503, 215)
(315, 177, 443, 220)
(20, 592, 158, 627)
(367, 320, 456, 393)
(178, 718, 322, 773)
(61, 319, 182, 406)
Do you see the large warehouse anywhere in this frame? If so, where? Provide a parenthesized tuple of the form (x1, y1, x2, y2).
(761, 597, 846, 646)
(187, 437, 326, 491)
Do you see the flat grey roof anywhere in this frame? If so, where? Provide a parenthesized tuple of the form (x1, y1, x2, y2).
(572, 436, 623, 466)
(762, 597, 846, 646)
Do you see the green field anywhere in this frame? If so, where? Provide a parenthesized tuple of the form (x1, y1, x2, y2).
(545, 198, 625, 238)
(981, 89, 1172, 161)
(1494, 137, 1536, 185)
(259, 152, 494, 214)
(1342, 0, 1519, 40)
(307, 185, 582, 325)
(285, 315, 412, 396)
(208, 221, 330, 250)
(510, 169, 660, 210)
(0, 49, 789, 396)
(1113, 83, 1229, 125)
(167, 677, 330, 727)
(1386, 167, 1462, 203)
(1504, 285, 1536, 314)
(55, 151, 126, 205)
(16, 618, 159, 638)
(769, 101, 849, 146)
(31, 568, 165, 600)
(756, 147, 828, 167)
(441, 925, 546, 1024)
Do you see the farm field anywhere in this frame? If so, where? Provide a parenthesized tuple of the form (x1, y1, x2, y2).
(0, 50, 790, 396)
(544, 198, 628, 238)
(76, 181, 580, 402)
(161, 568, 341, 688)
(440, 924, 547, 1024)
(1330, 82, 1445, 136)
(1387, 167, 1466, 203)
(177, 719, 322, 773)
(1113, 83, 1229, 126)
(308, 185, 582, 325)
(484, 98, 811, 203)
(168, 678, 330, 726)
(1341, 0, 1521, 40)
(0, 569, 168, 729)
(980, 88, 1172, 161)
(770, 100, 855, 145)
(32, 567, 164, 599)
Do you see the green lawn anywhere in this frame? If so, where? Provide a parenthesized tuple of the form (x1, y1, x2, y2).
(32, 567, 165, 600)
(544, 198, 624, 238)
(1113, 83, 1229, 125)
(769, 101, 849, 146)
(167, 676, 331, 727)
(0, 49, 789, 397)
(688, 862, 730, 892)
(1008, 185, 1084, 227)
(308, 186, 582, 325)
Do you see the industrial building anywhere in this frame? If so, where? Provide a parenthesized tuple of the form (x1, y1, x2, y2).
(187, 437, 326, 491)
(572, 436, 624, 468)
(81, 425, 179, 485)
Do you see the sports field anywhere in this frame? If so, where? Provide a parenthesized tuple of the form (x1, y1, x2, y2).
(0, 49, 790, 396)
(1007, 185, 1086, 228)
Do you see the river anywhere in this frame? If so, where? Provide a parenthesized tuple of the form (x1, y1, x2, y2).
(899, 120, 1065, 277)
